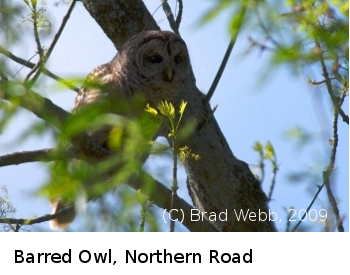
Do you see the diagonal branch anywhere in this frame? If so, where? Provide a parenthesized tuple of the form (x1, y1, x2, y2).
(205, 4, 247, 103)
(29, 0, 77, 87)
(323, 108, 344, 232)
(0, 45, 79, 92)
(292, 93, 344, 232)
(25, 0, 46, 86)
(175, 0, 183, 30)
(319, 46, 349, 125)
(44, 0, 77, 64)
(161, 0, 179, 35)
(205, 37, 236, 103)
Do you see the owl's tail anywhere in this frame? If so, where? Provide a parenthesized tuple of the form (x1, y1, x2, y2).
(49, 198, 76, 230)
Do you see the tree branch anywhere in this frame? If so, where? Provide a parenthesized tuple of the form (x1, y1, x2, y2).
(25, 0, 45, 84)
(292, 92, 344, 232)
(205, 4, 246, 103)
(0, 148, 54, 167)
(44, 0, 77, 64)
(161, 0, 179, 35)
(323, 107, 344, 232)
(82, 0, 160, 50)
(1, 79, 111, 160)
(0, 45, 79, 92)
(0, 148, 217, 232)
(175, 0, 183, 31)
(0, 205, 74, 227)
(319, 46, 349, 125)
(205, 37, 236, 103)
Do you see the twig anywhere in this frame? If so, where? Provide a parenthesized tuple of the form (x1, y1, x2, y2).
(161, 0, 179, 35)
(205, 3, 248, 103)
(139, 207, 146, 232)
(12, 52, 38, 78)
(0, 148, 54, 167)
(0, 45, 79, 92)
(254, 4, 281, 48)
(323, 108, 344, 232)
(138, 201, 153, 232)
(267, 164, 278, 202)
(248, 36, 276, 53)
(291, 183, 324, 232)
(308, 77, 335, 85)
(205, 37, 236, 103)
(170, 139, 178, 232)
(0, 205, 75, 227)
(175, 0, 183, 31)
(292, 97, 344, 232)
(25, 1, 45, 85)
(319, 44, 349, 124)
(338, 80, 348, 106)
(44, 0, 77, 64)
(29, 0, 77, 86)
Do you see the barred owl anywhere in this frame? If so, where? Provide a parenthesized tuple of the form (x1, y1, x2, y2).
(49, 30, 190, 230)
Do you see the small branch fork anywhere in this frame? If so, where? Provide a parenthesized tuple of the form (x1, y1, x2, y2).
(319, 43, 349, 125)
(292, 53, 345, 232)
(26, 0, 77, 88)
(161, 0, 183, 35)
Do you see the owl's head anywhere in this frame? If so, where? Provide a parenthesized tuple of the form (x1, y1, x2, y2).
(114, 30, 190, 104)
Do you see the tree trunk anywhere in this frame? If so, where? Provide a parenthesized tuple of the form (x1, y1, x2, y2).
(81, 0, 276, 232)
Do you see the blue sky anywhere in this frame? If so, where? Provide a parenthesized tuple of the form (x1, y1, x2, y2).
(0, 0, 348, 232)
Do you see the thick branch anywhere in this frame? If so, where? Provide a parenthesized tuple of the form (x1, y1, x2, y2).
(82, 0, 160, 50)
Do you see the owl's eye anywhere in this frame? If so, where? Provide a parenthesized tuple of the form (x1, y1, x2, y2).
(174, 54, 183, 64)
(148, 54, 163, 64)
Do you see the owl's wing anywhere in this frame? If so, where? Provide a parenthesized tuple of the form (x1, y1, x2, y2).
(73, 62, 116, 112)
(50, 63, 117, 230)
(73, 61, 122, 148)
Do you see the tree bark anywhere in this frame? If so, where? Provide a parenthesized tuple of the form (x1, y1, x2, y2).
(81, 0, 276, 232)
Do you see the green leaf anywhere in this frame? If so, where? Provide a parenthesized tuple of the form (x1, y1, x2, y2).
(265, 141, 275, 160)
(144, 104, 158, 116)
(157, 100, 175, 120)
(253, 141, 263, 154)
(179, 100, 187, 115)
(229, 3, 248, 37)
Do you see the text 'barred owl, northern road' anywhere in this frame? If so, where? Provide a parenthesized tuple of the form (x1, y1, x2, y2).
(50, 30, 191, 230)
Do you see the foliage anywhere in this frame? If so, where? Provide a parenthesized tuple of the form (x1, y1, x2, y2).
(0, 186, 30, 232)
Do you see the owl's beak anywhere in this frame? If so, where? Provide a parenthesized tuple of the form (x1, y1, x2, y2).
(165, 65, 173, 81)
